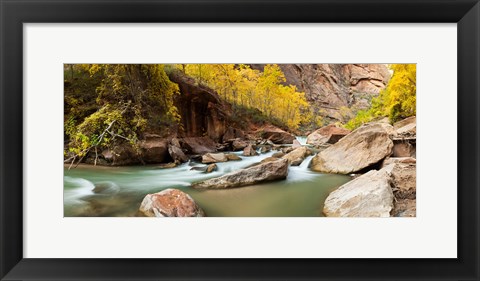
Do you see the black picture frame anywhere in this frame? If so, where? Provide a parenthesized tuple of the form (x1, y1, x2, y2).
(1, 0, 479, 280)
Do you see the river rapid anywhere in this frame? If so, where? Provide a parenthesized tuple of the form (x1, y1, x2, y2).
(64, 137, 351, 217)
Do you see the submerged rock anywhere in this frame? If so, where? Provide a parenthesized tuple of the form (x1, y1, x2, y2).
(192, 159, 288, 189)
(225, 153, 242, 161)
(323, 169, 394, 217)
(311, 123, 394, 174)
(139, 189, 205, 217)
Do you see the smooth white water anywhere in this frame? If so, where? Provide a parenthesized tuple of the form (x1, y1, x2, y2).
(64, 147, 351, 217)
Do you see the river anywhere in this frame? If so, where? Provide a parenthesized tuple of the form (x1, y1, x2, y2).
(64, 143, 351, 217)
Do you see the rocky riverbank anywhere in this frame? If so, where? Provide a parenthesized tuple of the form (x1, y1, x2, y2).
(137, 116, 416, 218)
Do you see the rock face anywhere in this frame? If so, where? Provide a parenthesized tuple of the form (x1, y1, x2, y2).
(306, 124, 350, 145)
(222, 127, 245, 142)
(323, 169, 394, 217)
(193, 159, 288, 189)
(139, 189, 205, 217)
(382, 163, 416, 199)
(202, 153, 228, 164)
(169, 72, 228, 142)
(249, 64, 391, 122)
(282, 147, 309, 166)
(311, 123, 394, 174)
(257, 125, 296, 144)
(180, 137, 217, 154)
(243, 144, 259, 156)
(392, 141, 416, 158)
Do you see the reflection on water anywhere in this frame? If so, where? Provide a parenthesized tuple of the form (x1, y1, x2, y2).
(64, 151, 351, 217)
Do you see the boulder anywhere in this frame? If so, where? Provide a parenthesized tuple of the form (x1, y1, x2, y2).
(306, 124, 350, 146)
(225, 153, 242, 161)
(206, 164, 217, 173)
(311, 123, 394, 174)
(243, 144, 259, 156)
(101, 144, 139, 166)
(282, 146, 309, 166)
(180, 137, 217, 154)
(323, 169, 394, 217)
(394, 116, 416, 137)
(168, 144, 188, 163)
(192, 159, 288, 189)
(202, 153, 228, 164)
(258, 125, 296, 144)
(139, 189, 205, 217)
(138, 137, 169, 163)
(232, 139, 249, 151)
(170, 137, 181, 148)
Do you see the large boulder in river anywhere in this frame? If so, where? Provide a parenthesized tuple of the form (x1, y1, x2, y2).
(138, 136, 169, 163)
(311, 123, 394, 174)
(257, 125, 295, 144)
(202, 153, 228, 164)
(282, 146, 309, 166)
(306, 124, 350, 145)
(192, 159, 288, 189)
(323, 169, 394, 217)
(180, 137, 217, 154)
(139, 189, 205, 217)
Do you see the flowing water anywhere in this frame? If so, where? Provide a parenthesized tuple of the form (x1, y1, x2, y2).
(64, 149, 351, 217)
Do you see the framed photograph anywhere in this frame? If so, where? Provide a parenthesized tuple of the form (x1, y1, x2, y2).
(1, 0, 479, 280)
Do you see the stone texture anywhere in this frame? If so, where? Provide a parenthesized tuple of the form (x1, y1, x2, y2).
(202, 153, 228, 164)
(192, 159, 288, 189)
(311, 123, 394, 174)
(168, 144, 188, 163)
(282, 146, 309, 166)
(243, 144, 259, 156)
(180, 137, 217, 155)
(306, 124, 350, 146)
(139, 188, 205, 217)
(323, 169, 394, 217)
(257, 125, 296, 144)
